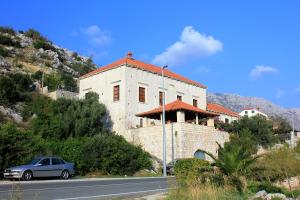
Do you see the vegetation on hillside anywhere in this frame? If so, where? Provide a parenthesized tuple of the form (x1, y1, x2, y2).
(0, 26, 96, 78)
(0, 73, 151, 177)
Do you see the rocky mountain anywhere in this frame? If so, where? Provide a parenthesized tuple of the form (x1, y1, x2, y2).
(0, 27, 96, 78)
(208, 93, 300, 130)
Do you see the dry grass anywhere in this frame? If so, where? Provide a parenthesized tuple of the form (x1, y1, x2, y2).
(166, 185, 245, 200)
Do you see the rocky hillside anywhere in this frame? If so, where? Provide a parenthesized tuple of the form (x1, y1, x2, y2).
(0, 26, 96, 78)
(208, 92, 300, 130)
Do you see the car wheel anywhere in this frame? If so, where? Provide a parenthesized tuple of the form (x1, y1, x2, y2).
(60, 170, 69, 180)
(22, 170, 33, 181)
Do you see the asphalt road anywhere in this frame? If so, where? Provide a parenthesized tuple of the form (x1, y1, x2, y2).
(0, 177, 175, 200)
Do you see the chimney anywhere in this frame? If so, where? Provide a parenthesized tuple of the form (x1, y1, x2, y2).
(126, 52, 133, 59)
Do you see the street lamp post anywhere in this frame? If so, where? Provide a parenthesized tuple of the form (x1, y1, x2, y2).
(162, 65, 168, 177)
(288, 111, 295, 148)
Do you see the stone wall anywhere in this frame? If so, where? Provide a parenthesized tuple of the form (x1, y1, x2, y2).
(126, 123, 229, 163)
(47, 90, 78, 100)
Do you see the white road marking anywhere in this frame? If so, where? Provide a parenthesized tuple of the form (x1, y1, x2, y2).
(0, 180, 166, 193)
(53, 188, 168, 200)
(0, 176, 169, 185)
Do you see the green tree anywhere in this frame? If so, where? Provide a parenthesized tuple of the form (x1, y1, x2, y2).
(0, 122, 41, 173)
(230, 116, 276, 148)
(28, 93, 107, 139)
(272, 117, 292, 142)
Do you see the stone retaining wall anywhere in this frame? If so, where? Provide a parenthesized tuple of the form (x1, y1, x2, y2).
(126, 123, 229, 163)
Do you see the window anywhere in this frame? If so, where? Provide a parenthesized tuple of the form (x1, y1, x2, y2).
(139, 87, 145, 103)
(193, 99, 198, 107)
(194, 150, 205, 160)
(52, 158, 63, 165)
(113, 85, 120, 101)
(225, 118, 229, 124)
(140, 118, 143, 127)
(177, 95, 182, 101)
(159, 91, 163, 106)
(245, 111, 248, 114)
(252, 110, 255, 113)
(40, 158, 50, 166)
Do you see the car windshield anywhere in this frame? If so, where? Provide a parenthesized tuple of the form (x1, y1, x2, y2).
(28, 158, 41, 165)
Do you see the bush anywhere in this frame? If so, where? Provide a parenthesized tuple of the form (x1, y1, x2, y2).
(81, 134, 151, 175)
(0, 73, 32, 106)
(248, 182, 284, 194)
(26, 93, 107, 139)
(174, 158, 211, 185)
(0, 26, 16, 35)
(33, 39, 55, 51)
(24, 28, 47, 41)
(0, 34, 20, 47)
(0, 46, 9, 57)
(38, 138, 87, 174)
(230, 116, 276, 148)
(0, 122, 41, 173)
(251, 147, 300, 182)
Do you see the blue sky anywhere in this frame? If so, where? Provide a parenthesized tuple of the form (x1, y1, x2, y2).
(1, 0, 300, 108)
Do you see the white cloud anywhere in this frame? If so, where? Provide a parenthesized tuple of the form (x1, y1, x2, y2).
(152, 26, 223, 66)
(196, 66, 211, 73)
(276, 88, 285, 98)
(249, 65, 278, 79)
(81, 25, 111, 47)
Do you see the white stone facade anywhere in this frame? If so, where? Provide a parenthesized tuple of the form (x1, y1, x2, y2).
(218, 113, 238, 124)
(80, 64, 206, 137)
(239, 108, 268, 118)
(79, 57, 230, 162)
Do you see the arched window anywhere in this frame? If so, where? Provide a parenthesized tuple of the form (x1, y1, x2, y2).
(194, 150, 206, 160)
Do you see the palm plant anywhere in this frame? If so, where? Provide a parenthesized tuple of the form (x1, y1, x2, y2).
(200, 142, 259, 193)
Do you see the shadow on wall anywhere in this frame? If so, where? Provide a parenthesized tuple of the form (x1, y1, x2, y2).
(103, 111, 113, 132)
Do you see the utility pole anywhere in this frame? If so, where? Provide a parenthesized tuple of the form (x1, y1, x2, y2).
(162, 65, 168, 177)
(41, 69, 44, 94)
(288, 111, 295, 148)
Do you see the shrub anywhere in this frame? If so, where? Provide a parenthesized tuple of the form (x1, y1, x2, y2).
(27, 93, 108, 139)
(248, 182, 284, 194)
(0, 46, 9, 57)
(0, 26, 16, 35)
(230, 116, 276, 148)
(174, 158, 210, 185)
(39, 138, 87, 174)
(0, 34, 20, 47)
(81, 134, 152, 175)
(24, 28, 47, 41)
(0, 122, 41, 173)
(33, 39, 55, 51)
(251, 147, 300, 182)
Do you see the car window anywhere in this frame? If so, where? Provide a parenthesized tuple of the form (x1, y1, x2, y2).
(40, 158, 50, 166)
(52, 158, 63, 165)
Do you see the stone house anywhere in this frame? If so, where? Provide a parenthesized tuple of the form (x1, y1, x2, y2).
(207, 103, 239, 124)
(239, 107, 268, 118)
(79, 52, 229, 163)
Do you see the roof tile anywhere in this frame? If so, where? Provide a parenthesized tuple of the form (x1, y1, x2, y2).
(80, 56, 207, 89)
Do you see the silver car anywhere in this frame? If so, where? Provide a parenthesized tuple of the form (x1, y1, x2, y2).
(3, 156, 75, 181)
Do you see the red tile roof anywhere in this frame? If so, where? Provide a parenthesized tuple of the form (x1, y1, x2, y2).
(136, 100, 218, 117)
(207, 103, 239, 117)
(80, 55, 207, 89)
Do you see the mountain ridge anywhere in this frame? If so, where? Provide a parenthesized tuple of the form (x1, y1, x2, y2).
(208, 92, 300, 130)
